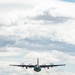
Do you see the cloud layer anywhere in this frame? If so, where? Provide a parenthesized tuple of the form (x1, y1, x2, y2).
(0, 0, 75, 75)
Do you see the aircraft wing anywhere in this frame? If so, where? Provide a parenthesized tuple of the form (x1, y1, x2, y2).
(10, 64, 35, 68)
(40, 64, 66, 68)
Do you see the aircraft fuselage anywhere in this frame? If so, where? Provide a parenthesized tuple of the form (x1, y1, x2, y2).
(34, 65, 41, 72)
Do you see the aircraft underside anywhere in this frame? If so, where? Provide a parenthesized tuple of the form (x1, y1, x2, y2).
(34, 66, 41, 72)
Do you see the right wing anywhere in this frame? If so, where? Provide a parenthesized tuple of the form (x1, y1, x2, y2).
(40, 64, 66, 68)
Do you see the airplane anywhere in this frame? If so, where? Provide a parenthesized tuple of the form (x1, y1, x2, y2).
(9, 58, 66, 72)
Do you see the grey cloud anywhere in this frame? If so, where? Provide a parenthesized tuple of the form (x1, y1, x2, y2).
(0, 49, 7, 52)
(14, 37, 75, 53)
(30, 10, 71, 24)
(0, 36, 15, 47)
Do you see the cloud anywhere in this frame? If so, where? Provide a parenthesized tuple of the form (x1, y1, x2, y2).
(0, 0, 61, 4)
(0, 47, 22, 52)
(0, 1, 75, 26)
(51, 50, 75, 64)
(29, 9, 71, 24)
(16, 34, 75, 52)
(9, 24, 75, 53)
(0, 47, 22, 56)
(23, 50, 75, 64)
(24, 51, 60, 63)
(0, 0, 75, 75)
(27, 1, 75, 24)
(0, 0, 75, 25)
(0, 52, 21, 56)
(0, 50, 75, 75)
(31, 13, 69, 24)
(0, 0, 62, 11)
(0, 23, 75, 52)
(0, 0, 74, 72)
(0, 35, 15, 47)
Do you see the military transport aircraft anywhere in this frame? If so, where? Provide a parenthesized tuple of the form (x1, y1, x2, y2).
(10, 58, 66, 72)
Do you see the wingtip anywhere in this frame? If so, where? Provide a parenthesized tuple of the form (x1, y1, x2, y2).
(62, 64, 66, 66)
(9, 64, 12, 66)
(9, 64, 15, 66)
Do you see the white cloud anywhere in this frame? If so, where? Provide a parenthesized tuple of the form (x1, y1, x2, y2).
(0, 52, 21, 56)
(12, 24, 75, 46)
(0, 50, 75, 75)
(0, 0, 75, 75)
(0, 58, 74, 75)
(28, 1, 75, 18)
(0, 47, 23, 56)
(24, 50, 75, 64)
(0, 1, 75, 45)
(0, 0, 61, 4)
(0, 47, 22, 52)
(24, 51, 60, 63)
(51, 50, 75, 64)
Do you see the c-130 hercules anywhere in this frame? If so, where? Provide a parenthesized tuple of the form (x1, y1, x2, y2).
(10, 58, 66, 72)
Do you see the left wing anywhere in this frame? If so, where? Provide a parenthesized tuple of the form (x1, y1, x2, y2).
(10, 64, 35, 68)
(40, 64, 66, 68)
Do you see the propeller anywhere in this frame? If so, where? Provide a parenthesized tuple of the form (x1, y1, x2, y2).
(43, 63, 46, 65)
(29, 63, 32, 65)
(50, 63, 54, 65)
(21, 63, 28, 69)
(50, 63, 54, 67)
(21, 63, 25, 65)
(20, 63, 25, 68)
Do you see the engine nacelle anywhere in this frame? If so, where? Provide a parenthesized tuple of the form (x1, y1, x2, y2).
(26, 67, 28, 69)
(47, 67, 49, 69)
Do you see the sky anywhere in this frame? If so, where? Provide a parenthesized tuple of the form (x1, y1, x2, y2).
(0, 0, 75, 75)
(64, 0, 75, 2)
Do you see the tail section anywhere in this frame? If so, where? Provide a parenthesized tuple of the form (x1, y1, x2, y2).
(37, 58, 39, 65)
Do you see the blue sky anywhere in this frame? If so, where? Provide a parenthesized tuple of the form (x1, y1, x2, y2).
(0, 0, 75, 75)
(64, 0, 75, 2)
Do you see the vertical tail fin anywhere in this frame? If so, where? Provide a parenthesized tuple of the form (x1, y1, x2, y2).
(37, 58, 39, 65)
